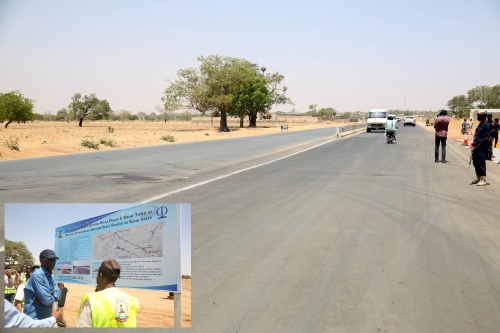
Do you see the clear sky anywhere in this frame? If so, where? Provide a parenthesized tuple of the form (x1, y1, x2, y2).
(4, 203, 191, 275)
(0, 0, 499, 114)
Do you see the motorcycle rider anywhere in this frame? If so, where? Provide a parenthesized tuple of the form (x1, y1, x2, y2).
(385, 115, 396, 139)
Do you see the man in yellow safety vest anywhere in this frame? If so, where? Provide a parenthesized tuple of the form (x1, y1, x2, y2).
(4, 267, 18, 303)
(76, 259, 139, 327)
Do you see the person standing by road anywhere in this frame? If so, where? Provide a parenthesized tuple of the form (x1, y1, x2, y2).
(4, 267, 18, 303)
(469, 118, 474, 135)
(493, 118, 499, 149)
(14, 265, 39, 312)
(461, 118, 469, 135)
(76, 259, 140, 328)
(434, 110, 450, 163)
(486, 112, 495, 160)
(23, 250, 61, 320)
(470, 110, 491, 186)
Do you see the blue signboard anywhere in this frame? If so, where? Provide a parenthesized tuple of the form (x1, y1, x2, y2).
(54, 203, 183, 292)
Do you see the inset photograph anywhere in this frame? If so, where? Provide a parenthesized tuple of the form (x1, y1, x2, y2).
(72, 260, 91, 275)
(57, 261, 72, 274)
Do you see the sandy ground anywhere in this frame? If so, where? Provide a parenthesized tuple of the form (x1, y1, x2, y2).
(60, 279, 191, 328)
(0, 119, 349, 161)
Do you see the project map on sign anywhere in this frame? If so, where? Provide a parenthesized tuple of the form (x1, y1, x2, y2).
(92, 222, 163, 259)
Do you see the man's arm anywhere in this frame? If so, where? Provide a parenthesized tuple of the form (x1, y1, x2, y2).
(4, 299, 61, 328)
(31, 272, 57, 305)
(75, 298, 93, 327)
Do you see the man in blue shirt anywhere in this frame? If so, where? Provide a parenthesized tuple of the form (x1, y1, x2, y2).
(385, 115, 397, 139)
(23, 249, 61, 320)
(4, 298, 63, 327)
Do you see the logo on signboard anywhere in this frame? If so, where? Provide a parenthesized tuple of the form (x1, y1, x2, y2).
(114, 299, 129, 322)
(157, 206, 168, 219)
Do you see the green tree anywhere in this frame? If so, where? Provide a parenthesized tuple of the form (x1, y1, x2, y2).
(0, 90, 36, 128)
(69, 93, 99, 127)
(5, 239, 34, 267)
(137, 111, 147, 121)
(228, 75, 270, 128)
(147, 112, 157, 121)
(318, 107, 336, 117)
(89, 99, 112, 121)
(199, 55, 256, 131)
(258, 70, 292, 127)
(447, 94, 472, 118)
(117, 110, 132, 122)
(468, 85, 491, 109)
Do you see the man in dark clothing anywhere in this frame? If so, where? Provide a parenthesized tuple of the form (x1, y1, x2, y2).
(493, 118, 499, 148)
(471, 110, 491, 186)
(434, 110, 450, 163)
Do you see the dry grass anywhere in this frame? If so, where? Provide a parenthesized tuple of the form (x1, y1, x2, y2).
(0, 119, 349, 160)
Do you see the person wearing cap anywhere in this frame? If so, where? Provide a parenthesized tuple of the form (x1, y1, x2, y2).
(4, 297, 64, 327)
(434, 109, 450, 163)
(470, 110, 491, 186)
(76, 259, 140, 327)
(23, 249, 61, 321)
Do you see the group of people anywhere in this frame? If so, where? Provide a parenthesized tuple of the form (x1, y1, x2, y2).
(4, 249, 139, 328)
(435, 109, 499, 186)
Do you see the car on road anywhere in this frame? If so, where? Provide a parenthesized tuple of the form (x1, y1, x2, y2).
(366, 109, 388, 132)
(404, 116, 416, 127)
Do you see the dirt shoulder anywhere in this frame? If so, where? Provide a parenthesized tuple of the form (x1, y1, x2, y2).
(0, 119, 351, 161)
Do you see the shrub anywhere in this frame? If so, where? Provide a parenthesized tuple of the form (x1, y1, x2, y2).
(100, 138, 117, 147)
(81, 138, 99, 149)
(205, 133, 209, 136)
(160, 134, 175, 142)
(107, 126, 114, 133)
(5, 136, 20, 151)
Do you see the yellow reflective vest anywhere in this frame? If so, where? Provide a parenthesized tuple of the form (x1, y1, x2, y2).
(4, 275, 16, 295)
(78, 288, 139, 328)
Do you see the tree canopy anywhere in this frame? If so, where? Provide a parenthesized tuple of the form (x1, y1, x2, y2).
(318, 107, 336, 117)
(5, 239, 34, 267)
(69, 93, 112, 127)
(447, 84, 499, 118)
(0, 90, 36, 128)
(162, 55, 292, 131)
(228, 75, 270, 128)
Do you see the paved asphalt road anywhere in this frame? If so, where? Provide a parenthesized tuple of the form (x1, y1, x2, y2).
(2, 124, 500, 332)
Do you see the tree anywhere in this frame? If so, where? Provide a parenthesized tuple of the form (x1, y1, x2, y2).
(447, 94, 472, 118)
(69, 93, 99, 127)
(5, 239, 34, 267)
(147, 112, 157, 121)
(117, 110, 132, 122)
(0, 90, 36, 128)
(137, 111, 147, 121)
(228, 75, 270, 128)
(199, 55, 257, 131)
(89, 99, 112, 121)
(257, 71, 292, 127)
(318, 107, 336, 117)
(308, 104, 318, 115)
(468, 85, 491, 109)
(156, 105, 173, 123)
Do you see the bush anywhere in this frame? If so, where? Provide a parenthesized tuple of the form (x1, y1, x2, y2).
(5, 136, 20, 151)
(182, 275, 191, 279)
(160, 134, 175, 142)
(81, 138, 99, 149)
(107, 126, 114, 133)
(100, 138, 117, 147)
(205, 133, 209, 136)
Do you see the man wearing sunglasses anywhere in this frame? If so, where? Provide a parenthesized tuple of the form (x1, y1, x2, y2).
(23, 249, 61, 321)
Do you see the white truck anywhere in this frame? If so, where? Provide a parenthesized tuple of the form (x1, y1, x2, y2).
(366, 109, 388, 132)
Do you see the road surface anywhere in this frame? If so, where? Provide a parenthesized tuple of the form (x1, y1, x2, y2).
(2, 124, 500, 332)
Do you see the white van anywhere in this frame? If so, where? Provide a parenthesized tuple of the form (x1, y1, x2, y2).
(366, 109, 388, 132)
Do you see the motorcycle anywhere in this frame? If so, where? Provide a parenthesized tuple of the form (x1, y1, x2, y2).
(386, 130, 396, 144)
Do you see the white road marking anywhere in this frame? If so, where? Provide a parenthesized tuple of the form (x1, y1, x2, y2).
(140, 138, 337, 203)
